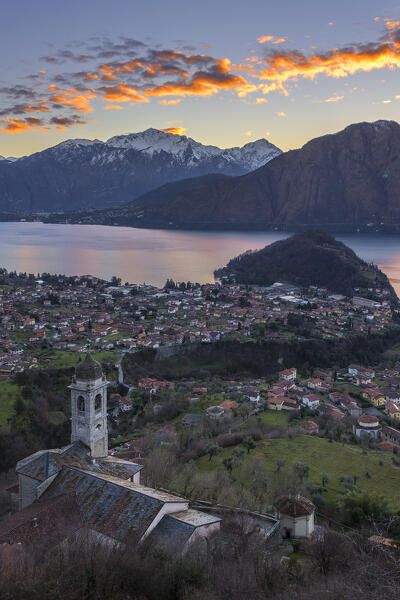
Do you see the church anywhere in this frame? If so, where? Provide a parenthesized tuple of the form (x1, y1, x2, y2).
(1, 355, 314, 564)
(4, 355, 221, 556)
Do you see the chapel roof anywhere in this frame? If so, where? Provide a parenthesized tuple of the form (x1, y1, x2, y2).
(275, 495, 315, 517)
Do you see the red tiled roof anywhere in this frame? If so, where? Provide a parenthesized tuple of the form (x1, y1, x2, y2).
(275, 495, 315, 517)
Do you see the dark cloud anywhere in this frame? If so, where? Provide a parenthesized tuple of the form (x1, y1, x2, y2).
(49, 114, 86, 129)
(0, 103, 49, 116)
(0, 86, 37, 99)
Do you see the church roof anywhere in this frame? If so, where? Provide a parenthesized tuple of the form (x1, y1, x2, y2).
(0, 493, 81, 548)
(40, 466, 188, 542)
(145, 514, 196, 549)
(16, 442, 89, 482)
(75, 353, 103, 381)
(137, 509, 220, 550)
(16, 441, 143, 483)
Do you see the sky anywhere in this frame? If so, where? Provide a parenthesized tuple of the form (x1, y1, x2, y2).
(1, 0, 400, 157)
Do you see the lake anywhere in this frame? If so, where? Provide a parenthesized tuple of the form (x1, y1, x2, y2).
(0, 222, 400, 295)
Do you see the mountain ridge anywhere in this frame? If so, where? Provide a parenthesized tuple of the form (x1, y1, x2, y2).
(0, 129, 281, 212)
(61, 119, 400, 232)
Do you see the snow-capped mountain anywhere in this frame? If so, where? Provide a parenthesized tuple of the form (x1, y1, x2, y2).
(105, 128, 281, 171)
(0, 156, 19, 162)
(0, 129, 281, 212)
(0, 155, 19, 162)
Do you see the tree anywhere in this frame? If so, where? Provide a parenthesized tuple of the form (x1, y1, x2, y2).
(222, 457, 234, 474)
(238, 403, 252, 422)
(13, 396, 25, 416)
(232, 447, 245, 466)
(180, 460, 197, 497)
(338, 489, 389, 525)
(238, 296, 251, 308)
(242, 436, 256, 454)
(276, 459, 286, 473)
(321, 473, 329, 489)
(205, 442, 222, 462)
(293, 462, 310, 482)
(164, 278, 176, 290)
(307, 530, 354, 576)
(339, 475, 354, 492)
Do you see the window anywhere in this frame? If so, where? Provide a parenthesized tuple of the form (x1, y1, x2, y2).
(95, 394, 102, 411)
(77, 396, 85, 412)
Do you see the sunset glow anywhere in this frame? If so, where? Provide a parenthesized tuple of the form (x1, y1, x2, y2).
(1, 1, 400, 155)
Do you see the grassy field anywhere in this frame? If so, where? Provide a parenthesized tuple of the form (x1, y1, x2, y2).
(36, 349, 117, 369)
(0, 380, 21, 428)
(246, 410, 289, 428)
(198, 434, 400, 509)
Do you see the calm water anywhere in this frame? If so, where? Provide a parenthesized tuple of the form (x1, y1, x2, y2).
(0, 222, 400, 295)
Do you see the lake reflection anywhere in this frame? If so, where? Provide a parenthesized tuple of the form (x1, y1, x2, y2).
(0, 222, 399, 295)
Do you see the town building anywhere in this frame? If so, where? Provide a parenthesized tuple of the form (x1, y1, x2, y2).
(353, 415, 381, 439)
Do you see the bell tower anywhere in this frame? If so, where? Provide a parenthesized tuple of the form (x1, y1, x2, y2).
(69, 354, 109, 458)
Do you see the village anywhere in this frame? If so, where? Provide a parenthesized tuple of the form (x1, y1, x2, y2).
(1, 269, 400, 451)
(0, 268, 396, 379)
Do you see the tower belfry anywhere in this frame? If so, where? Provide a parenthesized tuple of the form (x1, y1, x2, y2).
(69, 354, 109, 458)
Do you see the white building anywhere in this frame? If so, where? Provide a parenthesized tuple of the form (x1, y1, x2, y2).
(275, 495, 315, 539)
(302, 394, 320, 410)
(353, 414, 381, 439)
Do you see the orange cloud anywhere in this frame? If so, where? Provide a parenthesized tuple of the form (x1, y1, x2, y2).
(258, 35, 286, 45)
(113, 60, 143, 74)
(385, 19, 400, 30)
(0, 116, 45, 134)
(145, 58, 250, 98)
(104, 104, 124, 110)
(258, 35, 274, 44)
(98, 64, 116, 81)
(158, 99, 182, 105)
(101, 83, 149, 103)
(161, 127, 187, 135)
(19, 104, 49, 113)
(258, 36, 400, 90)
(255, 97, 268, 104)
(49, 86, 96, 113)
(277, 111, 286, 117)
(324, 95, 344, 102)
(84, 73, 99, 81)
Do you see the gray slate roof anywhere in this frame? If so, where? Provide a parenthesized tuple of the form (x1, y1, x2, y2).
(146, 509, 221, 549)
(41, 466, 186, 542)
(16, 441, 142, 483)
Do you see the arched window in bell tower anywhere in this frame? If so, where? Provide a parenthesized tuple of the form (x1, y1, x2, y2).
(95, 393, 102, 412)
(77, 396, 85, 412)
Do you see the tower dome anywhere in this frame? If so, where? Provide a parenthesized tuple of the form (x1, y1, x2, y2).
(75, 354, 103, 381)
